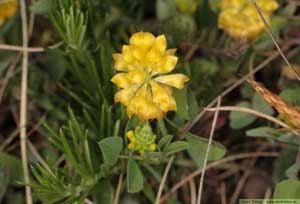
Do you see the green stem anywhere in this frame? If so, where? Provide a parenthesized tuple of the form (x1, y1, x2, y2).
(157, 118, 168, 136)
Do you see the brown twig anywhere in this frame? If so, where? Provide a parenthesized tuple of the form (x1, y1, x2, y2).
(113, 160, 124, 204)
(19, 0, 32, 203)
(229, 170, 251, 204)
(220, 182, 227, 204)
(159, 152, 279, 203)
(0, 42, 63, 52)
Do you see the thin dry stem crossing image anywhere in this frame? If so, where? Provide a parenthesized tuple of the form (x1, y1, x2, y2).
(0, 0, 300, 204)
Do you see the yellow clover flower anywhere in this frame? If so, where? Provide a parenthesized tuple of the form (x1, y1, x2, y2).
(127, 123, 156, 155)
(218, 0, 279, 40)
(0, 0, 18, 26)
(111, 32, 189, 121)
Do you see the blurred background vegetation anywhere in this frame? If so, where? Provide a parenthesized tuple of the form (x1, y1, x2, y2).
(1, 0, 300, 203)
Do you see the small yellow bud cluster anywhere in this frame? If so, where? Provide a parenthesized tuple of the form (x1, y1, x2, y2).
(127, 123, 157, 155)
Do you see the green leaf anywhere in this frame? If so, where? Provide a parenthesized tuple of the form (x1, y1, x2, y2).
(0, 169, 9, 202)
(127, 159, 144, 193)
(92, 180, 112, 204)
(280, 88, 300, 106)
(185, 133, 226, 167)
(0, 152, 23, 184)
(158, 135, 174, 152)
(98, 137, 123, 165)
(246, 127, 276, 139)
(229, 101, 256, 129)
(252, 93, 274, 116)
(221, 57, 242, 72)
(164, 141, 190, 156)
(273, 148, 297, 183)
(173, 88, 190, 120)
(285, 163, 300, 180)
(274, 179, 300, 199)
(173, 87, 199, 120)
(277, 133, 300, 145)
(279, 4, 297, 16)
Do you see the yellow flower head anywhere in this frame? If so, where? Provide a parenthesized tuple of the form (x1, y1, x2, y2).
(176, 0, 197, 14)
(111, 32, 189, 121)
(127, 123, 157, 155)
(0, 0, 18, 26)
(218, 0, 279, 40)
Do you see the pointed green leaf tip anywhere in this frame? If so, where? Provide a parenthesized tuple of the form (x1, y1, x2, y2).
(98, 137, 123, 165)
(164, 141, 190, 156)
(127, 159, 144, 193)
(185, 132, 226, 168)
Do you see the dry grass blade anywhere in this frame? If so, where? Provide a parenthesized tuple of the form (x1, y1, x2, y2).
(0, 42, 63, 52)
(196, 97, 221, 204)
(205, 106, 298, 135)
(155, 156, 175, 204)
(251, 0, 300, 81)
(247, 79, 300, 128)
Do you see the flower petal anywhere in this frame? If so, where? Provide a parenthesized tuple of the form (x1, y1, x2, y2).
(114, 85, 139, 106)
(113, 54, 128, 71)
(129, 32, 155, 49)
(122, 45, 135, 65)
(166, 48, 177, 55)
(154, 74, 189, 89)
(127, 85, 164, 120)
(111, 70, 145, 88)
(154, 55, 178, 74)
(150, 81, 176, 112)
(153, 35, 167, 54)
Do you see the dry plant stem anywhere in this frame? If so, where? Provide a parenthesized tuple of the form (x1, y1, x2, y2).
(0, 53, 22, 104)
(196, 97, 221, 204)
(159, 152, 279, 203)
(84, 199, 95, 204)
(264, 187, 272, 199)
(205, 106, 294, 131)
(113, 160, 124, 204)
(229, 170, 251, 204)
(189, 179, 197, 204)
(184, 44, 199, 61)
(0, 42, 63, 52)
(220, 182, 227, 204)
(252, 0, 300, 81)
(155, 156, 175, 204)
(19, 0, 32, 203)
